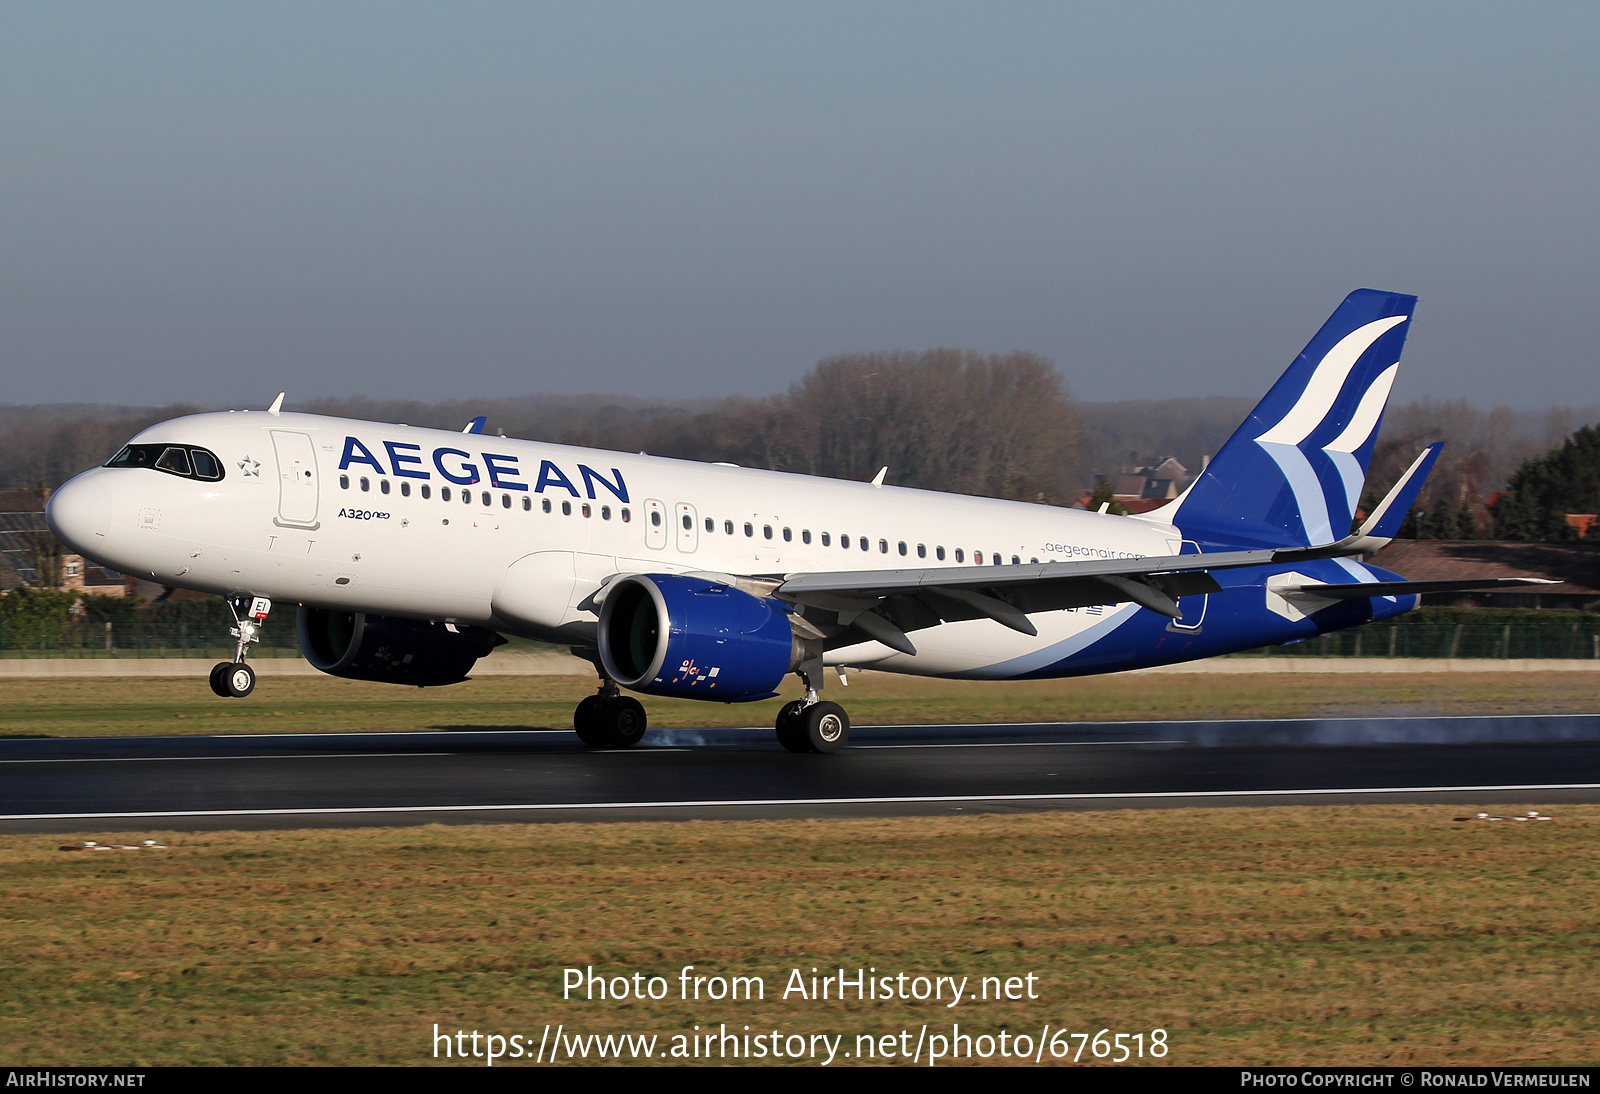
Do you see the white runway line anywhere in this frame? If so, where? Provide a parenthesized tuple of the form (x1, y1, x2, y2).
(852, 740, 1181, 749)
(4, 783, 1598, 822)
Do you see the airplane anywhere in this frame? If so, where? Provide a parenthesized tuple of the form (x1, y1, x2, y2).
(45, 289, 1543, 753)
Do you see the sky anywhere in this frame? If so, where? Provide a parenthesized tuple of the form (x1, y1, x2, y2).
(2, 2, 1597, 410)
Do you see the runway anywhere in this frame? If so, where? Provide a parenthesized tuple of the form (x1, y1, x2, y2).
(2, 714, 1598, 831)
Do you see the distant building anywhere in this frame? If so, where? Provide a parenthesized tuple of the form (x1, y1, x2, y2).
(1077, 456, 1194, 515)
(1371, 540, 1600, 611)
(0, 489, 125, 596)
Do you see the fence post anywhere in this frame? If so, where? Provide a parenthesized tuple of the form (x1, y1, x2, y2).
(1449, 624, 1464, 659)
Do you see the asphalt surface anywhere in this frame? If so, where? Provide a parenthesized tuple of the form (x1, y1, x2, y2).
(1, 714, 1598, 831)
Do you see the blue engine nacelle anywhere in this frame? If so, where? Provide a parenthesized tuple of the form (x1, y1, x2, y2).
(597, 574, 801, 701)
(297, 607, 503, 687)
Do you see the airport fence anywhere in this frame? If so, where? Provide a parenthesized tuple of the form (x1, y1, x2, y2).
(0, 590, 300, 658)
(1, 592, 1598, 660)
(1234, 609, 1600, 659)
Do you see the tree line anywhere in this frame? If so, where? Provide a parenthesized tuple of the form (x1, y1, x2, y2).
(0, 358, 1595, 539)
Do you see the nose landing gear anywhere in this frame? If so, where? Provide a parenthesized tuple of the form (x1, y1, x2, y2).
(209, 595, 270, 699)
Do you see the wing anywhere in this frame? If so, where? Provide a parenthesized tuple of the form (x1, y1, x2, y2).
(771, 549, 1276, 655)
(770, 550, 1553, 657)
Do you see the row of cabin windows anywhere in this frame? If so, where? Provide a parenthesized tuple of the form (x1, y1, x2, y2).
(336, 475, 630, 521)
(673, 513, 1042, 566)
(338, 475, 1038, 563)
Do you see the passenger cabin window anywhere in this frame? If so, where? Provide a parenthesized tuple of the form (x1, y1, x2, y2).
(421, 484, 432, 499)
(840, 535, 849, 548)
(563, 501, 573, 516)
(763, 525, 773, 540)
(650, 509, 661, 526)
(621, 508, 631, 522)
(953, 548, 962, 562)
(106, 443, 225, 482)
(802, 530, 811, 544)
(683, 514, 693, 530)
(522, 496, 531, 510)
(542, 498, 551, 513)
(582, 503, 591, 518)
(725, 520, 734, 535)
(501, 494, 511, 509)
(401, 482, 411, 497)
(380, 480, 391, 494)
(442, 487, 452, 502)
(861, 537, 870, 552)
(879, 539, 888, 553)
(705, 517, 714, 532)
(744, 523, 753, 537)
(935, 546, 945, 560)
(898, 541, 907, 556)
(359, 477, 370, 492)
(339, 474, 349, 489)
(917, 544, 926, 558)
(602, 506, 611, 519)
(822, 532, 831, 546)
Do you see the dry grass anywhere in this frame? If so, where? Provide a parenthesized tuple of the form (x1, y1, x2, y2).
(1, 806, 1596, 1066)
(0, 670, 1596, 738)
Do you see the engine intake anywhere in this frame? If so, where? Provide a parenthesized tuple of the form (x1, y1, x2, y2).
(297, 607, 502, 686)
(598, 574, 802, 702)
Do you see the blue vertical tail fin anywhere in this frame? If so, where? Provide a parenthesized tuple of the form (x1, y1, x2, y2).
(1164, 289, 1417, 550)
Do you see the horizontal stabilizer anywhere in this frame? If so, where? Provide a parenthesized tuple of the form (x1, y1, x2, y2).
(1278, 578, 1555, 600)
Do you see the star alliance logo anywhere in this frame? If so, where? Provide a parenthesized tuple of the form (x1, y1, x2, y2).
(238, 456, 261, 478)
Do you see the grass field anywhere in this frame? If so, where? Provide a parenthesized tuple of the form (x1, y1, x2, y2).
(3, 673, 1596, 1067)
(1, 670, 1598, 738)
(1, 807, 1595, 1066)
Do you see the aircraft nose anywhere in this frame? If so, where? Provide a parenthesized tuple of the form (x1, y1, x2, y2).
(46, 472, 114, 555)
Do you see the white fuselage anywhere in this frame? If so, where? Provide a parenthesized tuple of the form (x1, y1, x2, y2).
(52, 410, 1185, 678)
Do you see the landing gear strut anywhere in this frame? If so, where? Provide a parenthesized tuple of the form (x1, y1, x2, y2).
(574, 675, 647, 749)
(209, 596, 270, 699)
(776, 655, 850, 754)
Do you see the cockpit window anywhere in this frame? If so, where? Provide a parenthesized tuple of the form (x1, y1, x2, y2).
(190, 449, 221, 480)
(106, 444, 226, 482)
(154, 447, 191, 476)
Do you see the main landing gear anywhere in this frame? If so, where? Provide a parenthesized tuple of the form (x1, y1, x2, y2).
(566, 651, 851, 755)
(209, 595, 270, 699)
(574, 678, 648, 749)
(775, 657, 850, 754)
